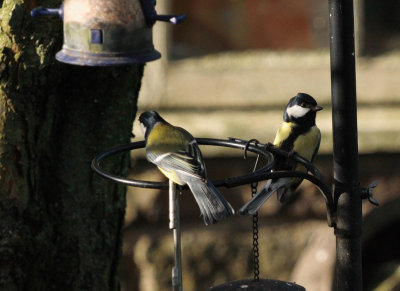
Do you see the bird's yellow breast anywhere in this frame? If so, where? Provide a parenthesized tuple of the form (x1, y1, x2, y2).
(274, 122, 321, 161)
(273, 122, 293, 146)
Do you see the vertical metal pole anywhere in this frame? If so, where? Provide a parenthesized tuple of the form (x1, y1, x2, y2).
(329, 0, 363, 290)
(169, 180, 183, 291)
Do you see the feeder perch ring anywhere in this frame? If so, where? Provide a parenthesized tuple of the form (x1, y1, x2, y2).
(91, 137, 275, 189)
(91, 137, 336, 227)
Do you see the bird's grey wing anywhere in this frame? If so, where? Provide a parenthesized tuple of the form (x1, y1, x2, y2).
(146, 140, 205, 180)
(186, 139, 207, 177)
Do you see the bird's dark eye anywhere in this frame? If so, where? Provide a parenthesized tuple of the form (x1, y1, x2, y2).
(300, 102, 305, 107)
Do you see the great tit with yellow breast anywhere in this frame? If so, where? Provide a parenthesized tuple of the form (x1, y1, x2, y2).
(239, 93, 322, 215)
(139, 110, 235, 225)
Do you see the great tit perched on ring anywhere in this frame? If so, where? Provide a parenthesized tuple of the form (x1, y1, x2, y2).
(139, 110, 235, 225)
(239, 93, 322, 215)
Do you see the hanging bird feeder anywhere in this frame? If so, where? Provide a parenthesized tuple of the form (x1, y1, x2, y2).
(31, 0, 185, 66)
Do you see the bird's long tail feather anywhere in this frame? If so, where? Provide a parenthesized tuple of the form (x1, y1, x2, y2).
(187, 180, 234, 225)
(239, 179, 288, 215)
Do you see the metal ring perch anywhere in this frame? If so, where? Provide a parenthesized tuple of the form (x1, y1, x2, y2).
(91, 137, 336, 226)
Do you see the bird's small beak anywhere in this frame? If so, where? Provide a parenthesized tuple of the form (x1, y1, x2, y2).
(313, 105, 323, 111)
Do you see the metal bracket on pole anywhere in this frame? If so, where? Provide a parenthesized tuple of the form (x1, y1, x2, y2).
(169, 180, 183, 291)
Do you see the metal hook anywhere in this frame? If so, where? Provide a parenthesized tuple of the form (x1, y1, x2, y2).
(243, 139, 260, 160)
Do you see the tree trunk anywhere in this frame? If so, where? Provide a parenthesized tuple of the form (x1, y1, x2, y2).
(0, 1, 144, 290)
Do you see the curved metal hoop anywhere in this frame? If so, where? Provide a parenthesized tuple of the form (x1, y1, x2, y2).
(91, 137, 336, 226)
(91, 137, 274, 189)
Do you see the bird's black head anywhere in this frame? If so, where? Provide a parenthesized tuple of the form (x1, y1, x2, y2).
(284, 93, 323, 127)
(139, 110, 167, 139)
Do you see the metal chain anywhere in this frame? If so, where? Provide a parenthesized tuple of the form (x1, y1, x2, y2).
(250, 151, 260, 281)
(250, 180, 260, 281)
(243, 139, 261, 281)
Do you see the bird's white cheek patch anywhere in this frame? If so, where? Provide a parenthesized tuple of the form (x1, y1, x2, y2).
(287, 105, 310, 118)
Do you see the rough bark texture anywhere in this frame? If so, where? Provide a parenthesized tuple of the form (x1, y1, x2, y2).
(0, 1, 144, 290)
